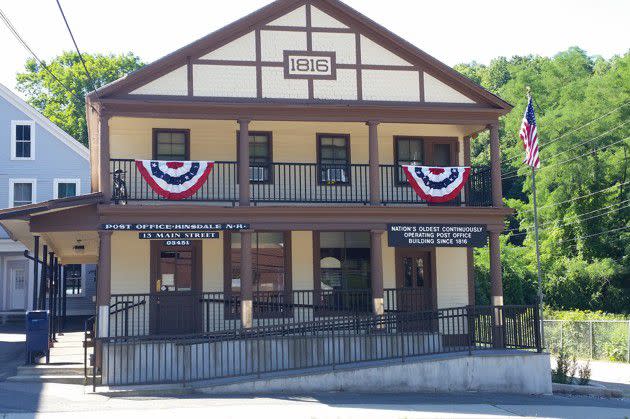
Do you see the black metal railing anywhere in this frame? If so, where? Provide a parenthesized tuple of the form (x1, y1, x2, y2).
(110, 159, 492, 206)
(380, 165, 492, 206)
(96, 304, 541, 386)
(107, 289, 429, 338)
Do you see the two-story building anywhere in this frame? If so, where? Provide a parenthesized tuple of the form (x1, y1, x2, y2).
(0, 0, 549, 393)
(0, 83, 95, 318)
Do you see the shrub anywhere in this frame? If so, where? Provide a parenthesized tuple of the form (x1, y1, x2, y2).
(552, 349, 577, 384)
(578, 361, 591, 385)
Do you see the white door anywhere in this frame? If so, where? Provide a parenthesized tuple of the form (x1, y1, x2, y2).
(8, 263, 27, 310)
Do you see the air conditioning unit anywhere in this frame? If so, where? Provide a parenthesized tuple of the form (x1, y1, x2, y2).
(249, 166, 268, 182)
(321, 168, 347, 183)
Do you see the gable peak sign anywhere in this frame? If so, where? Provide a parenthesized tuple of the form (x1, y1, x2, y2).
(284, 51, 337, 80)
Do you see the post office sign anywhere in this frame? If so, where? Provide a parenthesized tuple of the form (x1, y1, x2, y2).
(101, 223, 249, 231)
(388, 224, 487, 248)
(138, 232, 219, 240)
(284, 51, 337, 80)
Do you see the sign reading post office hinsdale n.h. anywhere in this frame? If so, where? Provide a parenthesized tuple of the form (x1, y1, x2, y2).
(388, 224, 487, 248)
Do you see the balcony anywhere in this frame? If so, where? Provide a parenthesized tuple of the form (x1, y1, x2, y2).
(110, 159, 492, 206)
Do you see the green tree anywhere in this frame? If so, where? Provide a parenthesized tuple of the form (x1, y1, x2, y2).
(16, 51, 144, 147)
(461, 48, 630, 313)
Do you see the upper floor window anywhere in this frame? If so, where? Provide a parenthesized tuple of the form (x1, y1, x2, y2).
(11, 121, 35, 160)
(249, 132, 272, 183)
(394, 136, 457, 184)
(64, 264, 84, 296)
(317, 134, 350, 184)
(54, 178, 81, 199)
(9, 179, 36, 207)
(153, 129, 190, 161)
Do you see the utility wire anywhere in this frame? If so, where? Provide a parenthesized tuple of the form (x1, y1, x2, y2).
(502, 121, 629, 179)
(555, 225, 630, 246)
(506, 198, 630, 233)
(503, 136, 629, 180)
(517, 181, 630, 214)
(0, 7, 90, 108)
(508, 203, 630, 237)
(55, 0, 100, 99)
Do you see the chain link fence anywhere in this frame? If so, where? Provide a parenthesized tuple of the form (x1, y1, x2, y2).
(544, 319, 630, 363)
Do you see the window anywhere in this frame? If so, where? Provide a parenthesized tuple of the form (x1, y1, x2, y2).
(153, 129, 189, 160)
(9, 179, 36, 207)
(316, 232, 371, 313)
(11, 121, 35, 160)
(394, 137, 457, 184)
(244, 132, 272, 183)
(317, 134, 350, 184)
(64, 265, 83, 296)
(395, 137, 424, 184)
(228, 232, 289, 294)
(54, 179, 80, 199)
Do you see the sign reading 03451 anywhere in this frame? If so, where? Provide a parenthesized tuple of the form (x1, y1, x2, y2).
(284, 51, 337, 79)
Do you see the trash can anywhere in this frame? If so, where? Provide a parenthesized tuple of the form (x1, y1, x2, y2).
(25, 310, 49, 364)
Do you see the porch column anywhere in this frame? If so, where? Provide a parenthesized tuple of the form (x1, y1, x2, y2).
(238, 119, 251, 207)
(489, 228, 504, 347)
(32, 235, 39, 310)
(371, 230, 384, 315)
(99, 113, 111, 202)
(39, 245, 48, 310)
(96, 231, 112, 337)
(240, 230, 253, 328)
(367, 121, 381, 206)
(488, 123, 503, 208)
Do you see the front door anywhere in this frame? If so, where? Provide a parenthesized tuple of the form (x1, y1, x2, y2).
(395, 249, 434, 311)
(8, 261, 28, 310)
(150, 241, 201, 335)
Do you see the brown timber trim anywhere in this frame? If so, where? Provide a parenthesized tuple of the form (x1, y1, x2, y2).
(88, 0, 512, 110)
(187, 57, 193, 96)
(255, 30, 263, 99)
(99, 113, 111, 201)
(488, 123, 503, 208)
(152, 128, 191, 160)
(355, 33, 363, 101)
(97, 98, 504, 125)
(367, 121, 380, 205)
(312, 231, 321, 291)
(418, 71, 425, 102)
(262, 25, 354, 34)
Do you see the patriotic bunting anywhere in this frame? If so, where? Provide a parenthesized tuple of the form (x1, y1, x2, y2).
(402, 165, 471, 203)
(135, 160, 214, 200)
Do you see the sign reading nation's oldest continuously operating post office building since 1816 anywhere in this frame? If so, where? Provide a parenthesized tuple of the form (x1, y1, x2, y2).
(388, 224, 488, 248)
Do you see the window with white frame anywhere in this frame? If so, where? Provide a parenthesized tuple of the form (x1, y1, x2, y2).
(9, 179, 36, 207)
(11, 121, 35, 160)
(54, 179, 81, 199)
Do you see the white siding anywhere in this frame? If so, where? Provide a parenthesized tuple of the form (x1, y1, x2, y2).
(424, 73, 475, 104)
(360, 35, 412, 66)
(362, 70, 420, 102)
(313, 69, 357, 100)
(193, 65, 257, 97)
(312, 32, 356, 64)
(311, 7, 348, 28)
(262, 67, 309, 99)
(130, 66, 188, 96)
(260, 30, 307, 62)
(200, 33, 256, 61)
(268, 5, 307, 27)
(436, 247, 469, 309)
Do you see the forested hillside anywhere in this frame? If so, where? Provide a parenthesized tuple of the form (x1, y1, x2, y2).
(455, 48, 629, 313)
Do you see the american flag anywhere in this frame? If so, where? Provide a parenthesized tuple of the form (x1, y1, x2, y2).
(519, 96, 540, 168)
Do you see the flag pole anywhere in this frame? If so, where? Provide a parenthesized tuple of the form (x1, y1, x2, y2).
(528, 86, 545, 349)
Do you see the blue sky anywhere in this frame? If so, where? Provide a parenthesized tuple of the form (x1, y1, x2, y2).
(1, 0, 629, 94)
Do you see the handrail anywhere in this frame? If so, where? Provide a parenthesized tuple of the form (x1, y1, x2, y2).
(109, 299, 145, 316)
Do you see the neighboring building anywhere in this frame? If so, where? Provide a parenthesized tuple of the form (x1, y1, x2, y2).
(0, 83, 95, 316)
(0, 0, 550, 393)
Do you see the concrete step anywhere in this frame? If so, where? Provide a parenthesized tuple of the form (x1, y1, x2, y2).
(50, 347, 91, 356)
(51, 339, 87, 348)
(17, 363, 84, 376)
(6, 374, 87, 385)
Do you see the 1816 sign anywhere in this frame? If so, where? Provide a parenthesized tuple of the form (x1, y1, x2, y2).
(284, 51, 336, 79)
(388, 224, 487, 248)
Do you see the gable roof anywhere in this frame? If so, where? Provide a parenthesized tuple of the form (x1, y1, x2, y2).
(89, 0, 511, 111)
(0, 83, 89, 160)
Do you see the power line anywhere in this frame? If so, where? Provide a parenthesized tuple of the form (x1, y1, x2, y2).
(508, 203, 630, 237)
(0, 7, 88, 107)
(55, 0, 100, 99)
(503, 136, 629, 180)
(506, 198, 630, 233)
(555, 225, 630, 246)
(502, 121, 629, 179)
(517, 181, 630, 214)
(503, 102, 630, 165)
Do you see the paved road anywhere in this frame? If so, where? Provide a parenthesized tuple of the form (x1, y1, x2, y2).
(0, 382, 628, 418)
(0, 325, 25, 382)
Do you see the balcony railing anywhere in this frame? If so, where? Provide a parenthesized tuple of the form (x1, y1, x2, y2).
(110, 159, 492, 206)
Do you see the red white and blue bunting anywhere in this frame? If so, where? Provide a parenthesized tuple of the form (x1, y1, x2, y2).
(135, 160, 214, 200)
(402, 165, 471, 203)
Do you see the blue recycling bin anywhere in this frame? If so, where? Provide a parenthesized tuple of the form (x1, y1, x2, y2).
(25, 310, 49, 364)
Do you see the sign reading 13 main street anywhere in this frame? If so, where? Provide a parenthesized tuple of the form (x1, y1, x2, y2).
(388, 224, 488, 248)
